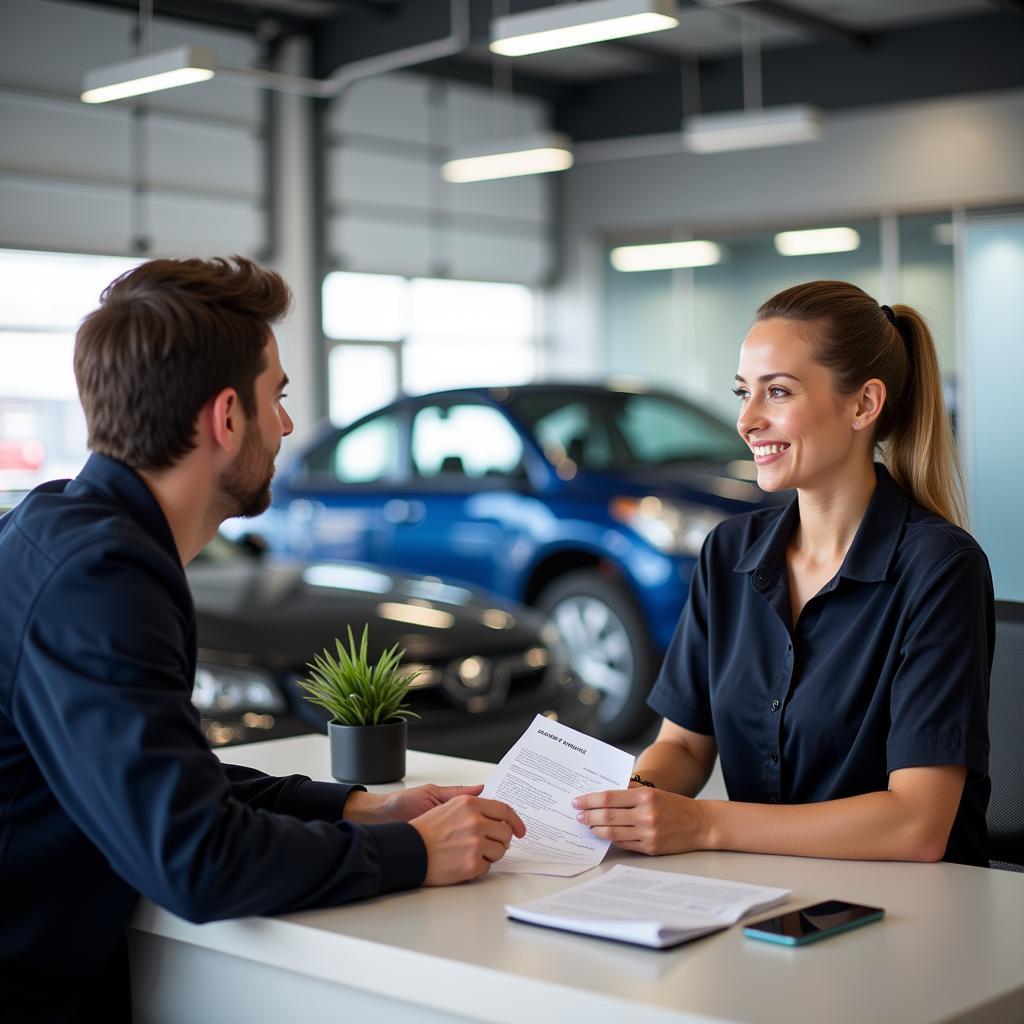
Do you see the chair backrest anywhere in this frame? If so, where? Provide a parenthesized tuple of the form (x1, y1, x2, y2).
(988, 600, 1024, 870)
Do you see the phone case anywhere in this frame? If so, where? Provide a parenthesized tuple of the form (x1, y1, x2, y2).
(743, 908, 884, 946)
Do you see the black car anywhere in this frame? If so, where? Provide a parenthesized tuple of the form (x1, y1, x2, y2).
(187, 535, 601, 760)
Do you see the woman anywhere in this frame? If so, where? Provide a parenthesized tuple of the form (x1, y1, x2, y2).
(574, 281, 994, 866)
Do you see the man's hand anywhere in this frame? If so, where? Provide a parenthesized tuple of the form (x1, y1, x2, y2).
(573, 787, 710, 856)
(344, 784, 486, 825)
(409, 795, 526, 886)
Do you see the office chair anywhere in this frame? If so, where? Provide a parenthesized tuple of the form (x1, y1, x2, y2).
(988, 600, 1024, 871)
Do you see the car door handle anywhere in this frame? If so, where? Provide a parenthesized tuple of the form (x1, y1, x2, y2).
(383, 499, 425, 525)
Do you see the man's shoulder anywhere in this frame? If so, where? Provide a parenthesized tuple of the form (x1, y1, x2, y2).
(1, 480, 183, 612)
(4, 480, 151, 566)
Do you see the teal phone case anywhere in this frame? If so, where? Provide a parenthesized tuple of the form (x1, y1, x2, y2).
(743, 908, 884, 946)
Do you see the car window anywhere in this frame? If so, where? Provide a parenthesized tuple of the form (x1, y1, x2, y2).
(512, 391, 745, 469)
(411, 404, 524, 479)
(304, 413, 401, 485)
(529, 401, 615, 469)
(617, 395, 743, 464)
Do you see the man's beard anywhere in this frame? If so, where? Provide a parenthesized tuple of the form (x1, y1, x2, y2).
(219, 421, 277, 519)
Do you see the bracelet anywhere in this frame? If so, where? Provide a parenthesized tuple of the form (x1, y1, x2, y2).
(630, 773, 655, 789)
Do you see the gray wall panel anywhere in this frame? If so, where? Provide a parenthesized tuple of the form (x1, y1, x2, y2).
(0, 177, 131, 252)
(327, 213, 434, 278)
(0, 0, 267, 256)
(324, 73, 556, 284)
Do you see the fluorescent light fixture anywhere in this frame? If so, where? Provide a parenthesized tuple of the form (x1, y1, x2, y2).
(442, 133, 573, 183)
(610, 240, 722, 272)
(682, 104, 823, 154)
(490, 0, 678, 57)
(81, 46, 215, 104)
(774, 227, 861, 256)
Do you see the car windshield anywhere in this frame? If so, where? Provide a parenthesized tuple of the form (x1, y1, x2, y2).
(510, 390, 747, 471)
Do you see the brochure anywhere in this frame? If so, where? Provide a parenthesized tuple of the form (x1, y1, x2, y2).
(506, 864, 791, 948)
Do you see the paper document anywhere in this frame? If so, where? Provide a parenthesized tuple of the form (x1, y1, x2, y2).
(482, 715, 634, 876)
(506, 864, 791, 948)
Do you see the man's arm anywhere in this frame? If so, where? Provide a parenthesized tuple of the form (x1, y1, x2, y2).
(16, 544, 430, 920)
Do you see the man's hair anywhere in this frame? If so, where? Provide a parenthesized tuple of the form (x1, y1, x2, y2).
(74, 256, 291, 471)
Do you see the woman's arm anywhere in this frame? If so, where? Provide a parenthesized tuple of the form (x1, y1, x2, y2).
(574, 764, 967, 861)
(632, 718, 718, 797)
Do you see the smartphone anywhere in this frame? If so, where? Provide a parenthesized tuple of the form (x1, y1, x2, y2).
(743, 900, 884, 946)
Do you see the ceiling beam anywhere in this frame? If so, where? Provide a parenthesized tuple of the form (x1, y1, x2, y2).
(556, 11, 1024, 142)
(984, 0, 1024, 14)
(77, 0, 310, 35)
(743, 1, 873, 48)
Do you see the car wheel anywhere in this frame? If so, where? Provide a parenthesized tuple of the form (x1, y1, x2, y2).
(537, 570, 654, 743)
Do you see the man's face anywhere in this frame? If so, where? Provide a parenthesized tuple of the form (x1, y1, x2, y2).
(219, 332, 293, 519)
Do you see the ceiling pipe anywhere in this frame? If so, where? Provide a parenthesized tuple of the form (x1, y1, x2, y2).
(214, 0, 469, 98)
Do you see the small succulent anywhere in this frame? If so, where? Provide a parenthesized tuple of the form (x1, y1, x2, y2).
(298, 625, 421, 727)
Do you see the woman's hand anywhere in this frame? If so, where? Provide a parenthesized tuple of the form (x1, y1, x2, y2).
(573, 787, 711, 855)
(344, 784, 486, 824)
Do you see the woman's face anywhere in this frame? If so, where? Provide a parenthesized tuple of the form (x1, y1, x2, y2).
(734, 317, 863, 494)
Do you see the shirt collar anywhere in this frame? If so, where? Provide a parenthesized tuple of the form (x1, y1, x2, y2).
(71, 453, 181, 566)
(733, 463, 910, 584)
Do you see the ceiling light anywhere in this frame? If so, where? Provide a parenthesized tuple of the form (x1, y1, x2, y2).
(490, 0, 678, 57)
(610, 240, 722, 272)
(774, 227, 861, 256)
(81, 46, 215, 104)
(442, 133, 573, 182)
(682, 104, 824, 153)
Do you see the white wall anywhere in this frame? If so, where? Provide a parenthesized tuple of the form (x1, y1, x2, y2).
(551, 89, 1024, 380)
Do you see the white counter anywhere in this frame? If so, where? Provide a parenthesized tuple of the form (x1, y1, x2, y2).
(129, 735, 1024, 1024)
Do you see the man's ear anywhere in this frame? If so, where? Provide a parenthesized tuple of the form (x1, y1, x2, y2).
(209, 388, 244, 455)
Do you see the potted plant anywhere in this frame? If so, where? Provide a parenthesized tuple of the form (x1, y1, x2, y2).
(297, 625, 421, 784)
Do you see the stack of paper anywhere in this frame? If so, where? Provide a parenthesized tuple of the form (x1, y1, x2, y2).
(506, 864, 791, 948)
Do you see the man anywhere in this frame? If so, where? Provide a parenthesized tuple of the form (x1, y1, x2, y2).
(0, 257, 525, 1023)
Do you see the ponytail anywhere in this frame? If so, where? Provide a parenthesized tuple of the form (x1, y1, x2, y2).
(885, 305, 967, 528)
(756, 281, 967, 528)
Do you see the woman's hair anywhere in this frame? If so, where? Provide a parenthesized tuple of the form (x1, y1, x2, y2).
(75, 256, 291, 471)
(756, 280, 966, 527)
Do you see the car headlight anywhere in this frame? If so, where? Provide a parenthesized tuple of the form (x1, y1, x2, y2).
(610, 496, 726, 556)
(192, 662, 286, 713)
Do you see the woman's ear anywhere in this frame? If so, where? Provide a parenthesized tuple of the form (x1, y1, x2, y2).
(851, 378, 886, 433)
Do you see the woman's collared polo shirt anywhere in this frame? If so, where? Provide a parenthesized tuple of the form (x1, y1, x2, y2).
(648, 464, 994, 866)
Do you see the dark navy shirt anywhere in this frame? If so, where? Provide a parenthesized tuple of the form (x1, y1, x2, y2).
(0, 455, 427, 1022)
(649, 464, 994, 867)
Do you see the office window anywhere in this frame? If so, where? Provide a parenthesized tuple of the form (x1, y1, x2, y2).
(322, 271, 538, 424)
(0, 248, 140, 490)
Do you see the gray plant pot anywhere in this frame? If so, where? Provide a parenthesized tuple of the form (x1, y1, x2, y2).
(328, 718, 407, 784)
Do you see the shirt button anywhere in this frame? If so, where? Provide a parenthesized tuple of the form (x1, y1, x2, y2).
(770, 699, 780, 713)
(754, 571, 765, 586)
(770, 751, 779, 764)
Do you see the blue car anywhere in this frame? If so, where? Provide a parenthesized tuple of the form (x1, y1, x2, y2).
(243, 383, 772, 740)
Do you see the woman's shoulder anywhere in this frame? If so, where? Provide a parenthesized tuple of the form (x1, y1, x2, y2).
(705, 500, 791, 561)
(898, 502, 989, 575)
